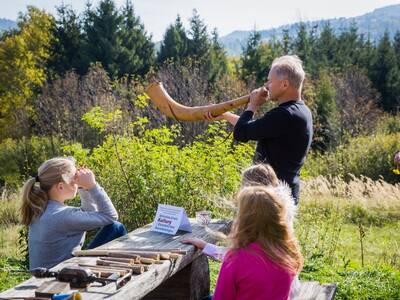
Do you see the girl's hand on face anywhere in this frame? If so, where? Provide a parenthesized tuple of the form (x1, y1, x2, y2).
(75, 167, 96, 190)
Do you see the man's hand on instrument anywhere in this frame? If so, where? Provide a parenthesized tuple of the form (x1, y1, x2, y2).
(247, 87, 269, 112)
(204, 111, 240, 126)
(203, 111, 227, 121)
(181, 237, 207, 250)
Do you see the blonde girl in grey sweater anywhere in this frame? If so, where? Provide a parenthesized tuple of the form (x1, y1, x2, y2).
(20, 157, 127, 269)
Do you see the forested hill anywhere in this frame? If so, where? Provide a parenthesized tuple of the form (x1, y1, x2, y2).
(221, 4, 400, 56)
(0, 18, 16, 33)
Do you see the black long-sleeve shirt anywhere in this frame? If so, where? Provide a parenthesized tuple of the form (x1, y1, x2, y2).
(234, 100, 313, 189)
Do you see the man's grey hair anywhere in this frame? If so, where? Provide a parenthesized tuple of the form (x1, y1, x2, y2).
(271, 55, 305, 89)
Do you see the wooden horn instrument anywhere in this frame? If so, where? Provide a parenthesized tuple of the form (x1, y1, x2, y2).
(145, 82, 250, 121)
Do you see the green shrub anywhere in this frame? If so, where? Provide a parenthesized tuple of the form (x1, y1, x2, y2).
(344, 205, 400, 227)
(303, 133, 400, 183)
(375, 113, 400, 134)
(0, 136, 63, 189)
(64, 125, 253, 229)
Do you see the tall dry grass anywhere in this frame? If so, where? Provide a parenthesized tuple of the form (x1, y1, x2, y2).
(0, 225, 22, 258)
(0, 198, 20, 227)
(301, 174, 400, 211)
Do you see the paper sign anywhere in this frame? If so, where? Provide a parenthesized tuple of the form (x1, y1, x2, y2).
(151, 204, 192, 235)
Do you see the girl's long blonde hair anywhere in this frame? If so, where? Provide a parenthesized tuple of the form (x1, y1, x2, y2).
(20, 157, 76, 226)
(230, 186, 303, 274)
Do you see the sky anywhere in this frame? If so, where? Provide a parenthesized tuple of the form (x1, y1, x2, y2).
(1, 0, 399, 41)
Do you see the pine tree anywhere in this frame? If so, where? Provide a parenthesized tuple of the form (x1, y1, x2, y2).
(358, 35, 376, 74)
(336, 22, 360, 68)
(240, 29, 262, 84)
(82, 0, 122, 77)
(240, 30, 272, 85)
(314, 22, 336, 70)
(187, 9, 210, 62)
(293, 23, 312, 71)
(117, 0, 155, 77)
(370, 32, 400, 112)
(394, 31, 400, 68)
(268, 38, 285, 67)
(314, 71, 340, 151)
(282, 29, 291, 54)
(206, 28, 228, 83)
(158, 15, 188, 64)
(48, 4, 85, 76)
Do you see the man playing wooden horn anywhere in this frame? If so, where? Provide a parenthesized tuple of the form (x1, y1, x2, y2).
(206, 55, 313, 204)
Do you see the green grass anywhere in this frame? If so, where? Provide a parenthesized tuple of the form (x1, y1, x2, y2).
(208, 200, 400, 299)
(297, 218, 400, 299)
(0, 256, 30, 291)
(0, 224, 29, 291)
(209, 258, 222, 292)
(1, 190, 400, 298)
(337, 222, 400, 268)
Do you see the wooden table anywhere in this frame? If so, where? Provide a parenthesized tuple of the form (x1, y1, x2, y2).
(0, 219, 231, 300)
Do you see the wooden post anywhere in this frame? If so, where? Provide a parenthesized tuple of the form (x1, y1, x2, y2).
(143, 254, 210, 300)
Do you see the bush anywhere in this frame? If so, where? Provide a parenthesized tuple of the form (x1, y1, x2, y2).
(0, 136, 63, 190)
(375, 113, 400, 135)
(303, 133, 400, 183)
(64, 124, 254, 229)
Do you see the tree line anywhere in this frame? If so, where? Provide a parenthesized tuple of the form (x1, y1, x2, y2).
(0, 0, 399, 150)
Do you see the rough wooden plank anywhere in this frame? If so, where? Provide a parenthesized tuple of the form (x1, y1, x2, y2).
(35, 280, 69, 298)
(142, 255, 210, 300)
(295, 281, 337, 300)
(319, 283, 337, 300)
(0, 219, 230, 299)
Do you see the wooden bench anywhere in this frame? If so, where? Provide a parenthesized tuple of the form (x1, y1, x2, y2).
(0, 219, 231, 300)
(0, 219, 336, 300)
(295, 281, 337, 300)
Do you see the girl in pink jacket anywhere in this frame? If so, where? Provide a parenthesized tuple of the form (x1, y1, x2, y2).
(212, 186, 303, 300)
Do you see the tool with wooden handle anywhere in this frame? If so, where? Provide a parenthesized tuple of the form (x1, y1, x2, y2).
(73, 249, 161, 260)
(73, 248, 187, 257)
(78, 264, 132, 275)
(104, 247, 188, 255)
(73, 250, 140, 260)
(30, 266, 128, 289)
(96, 259, 145, 274)
(98, 256, 136, 264)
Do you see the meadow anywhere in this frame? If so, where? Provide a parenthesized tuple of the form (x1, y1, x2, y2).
(1, 1, 400, 298)
(1, 146, 399, 299)
(0, 109, 398, 299)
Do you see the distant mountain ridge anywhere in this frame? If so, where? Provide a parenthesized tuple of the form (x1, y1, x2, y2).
(2, 4, 400, 57)
(220, 4, 400, 56)
(0, 18, 17, 32)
